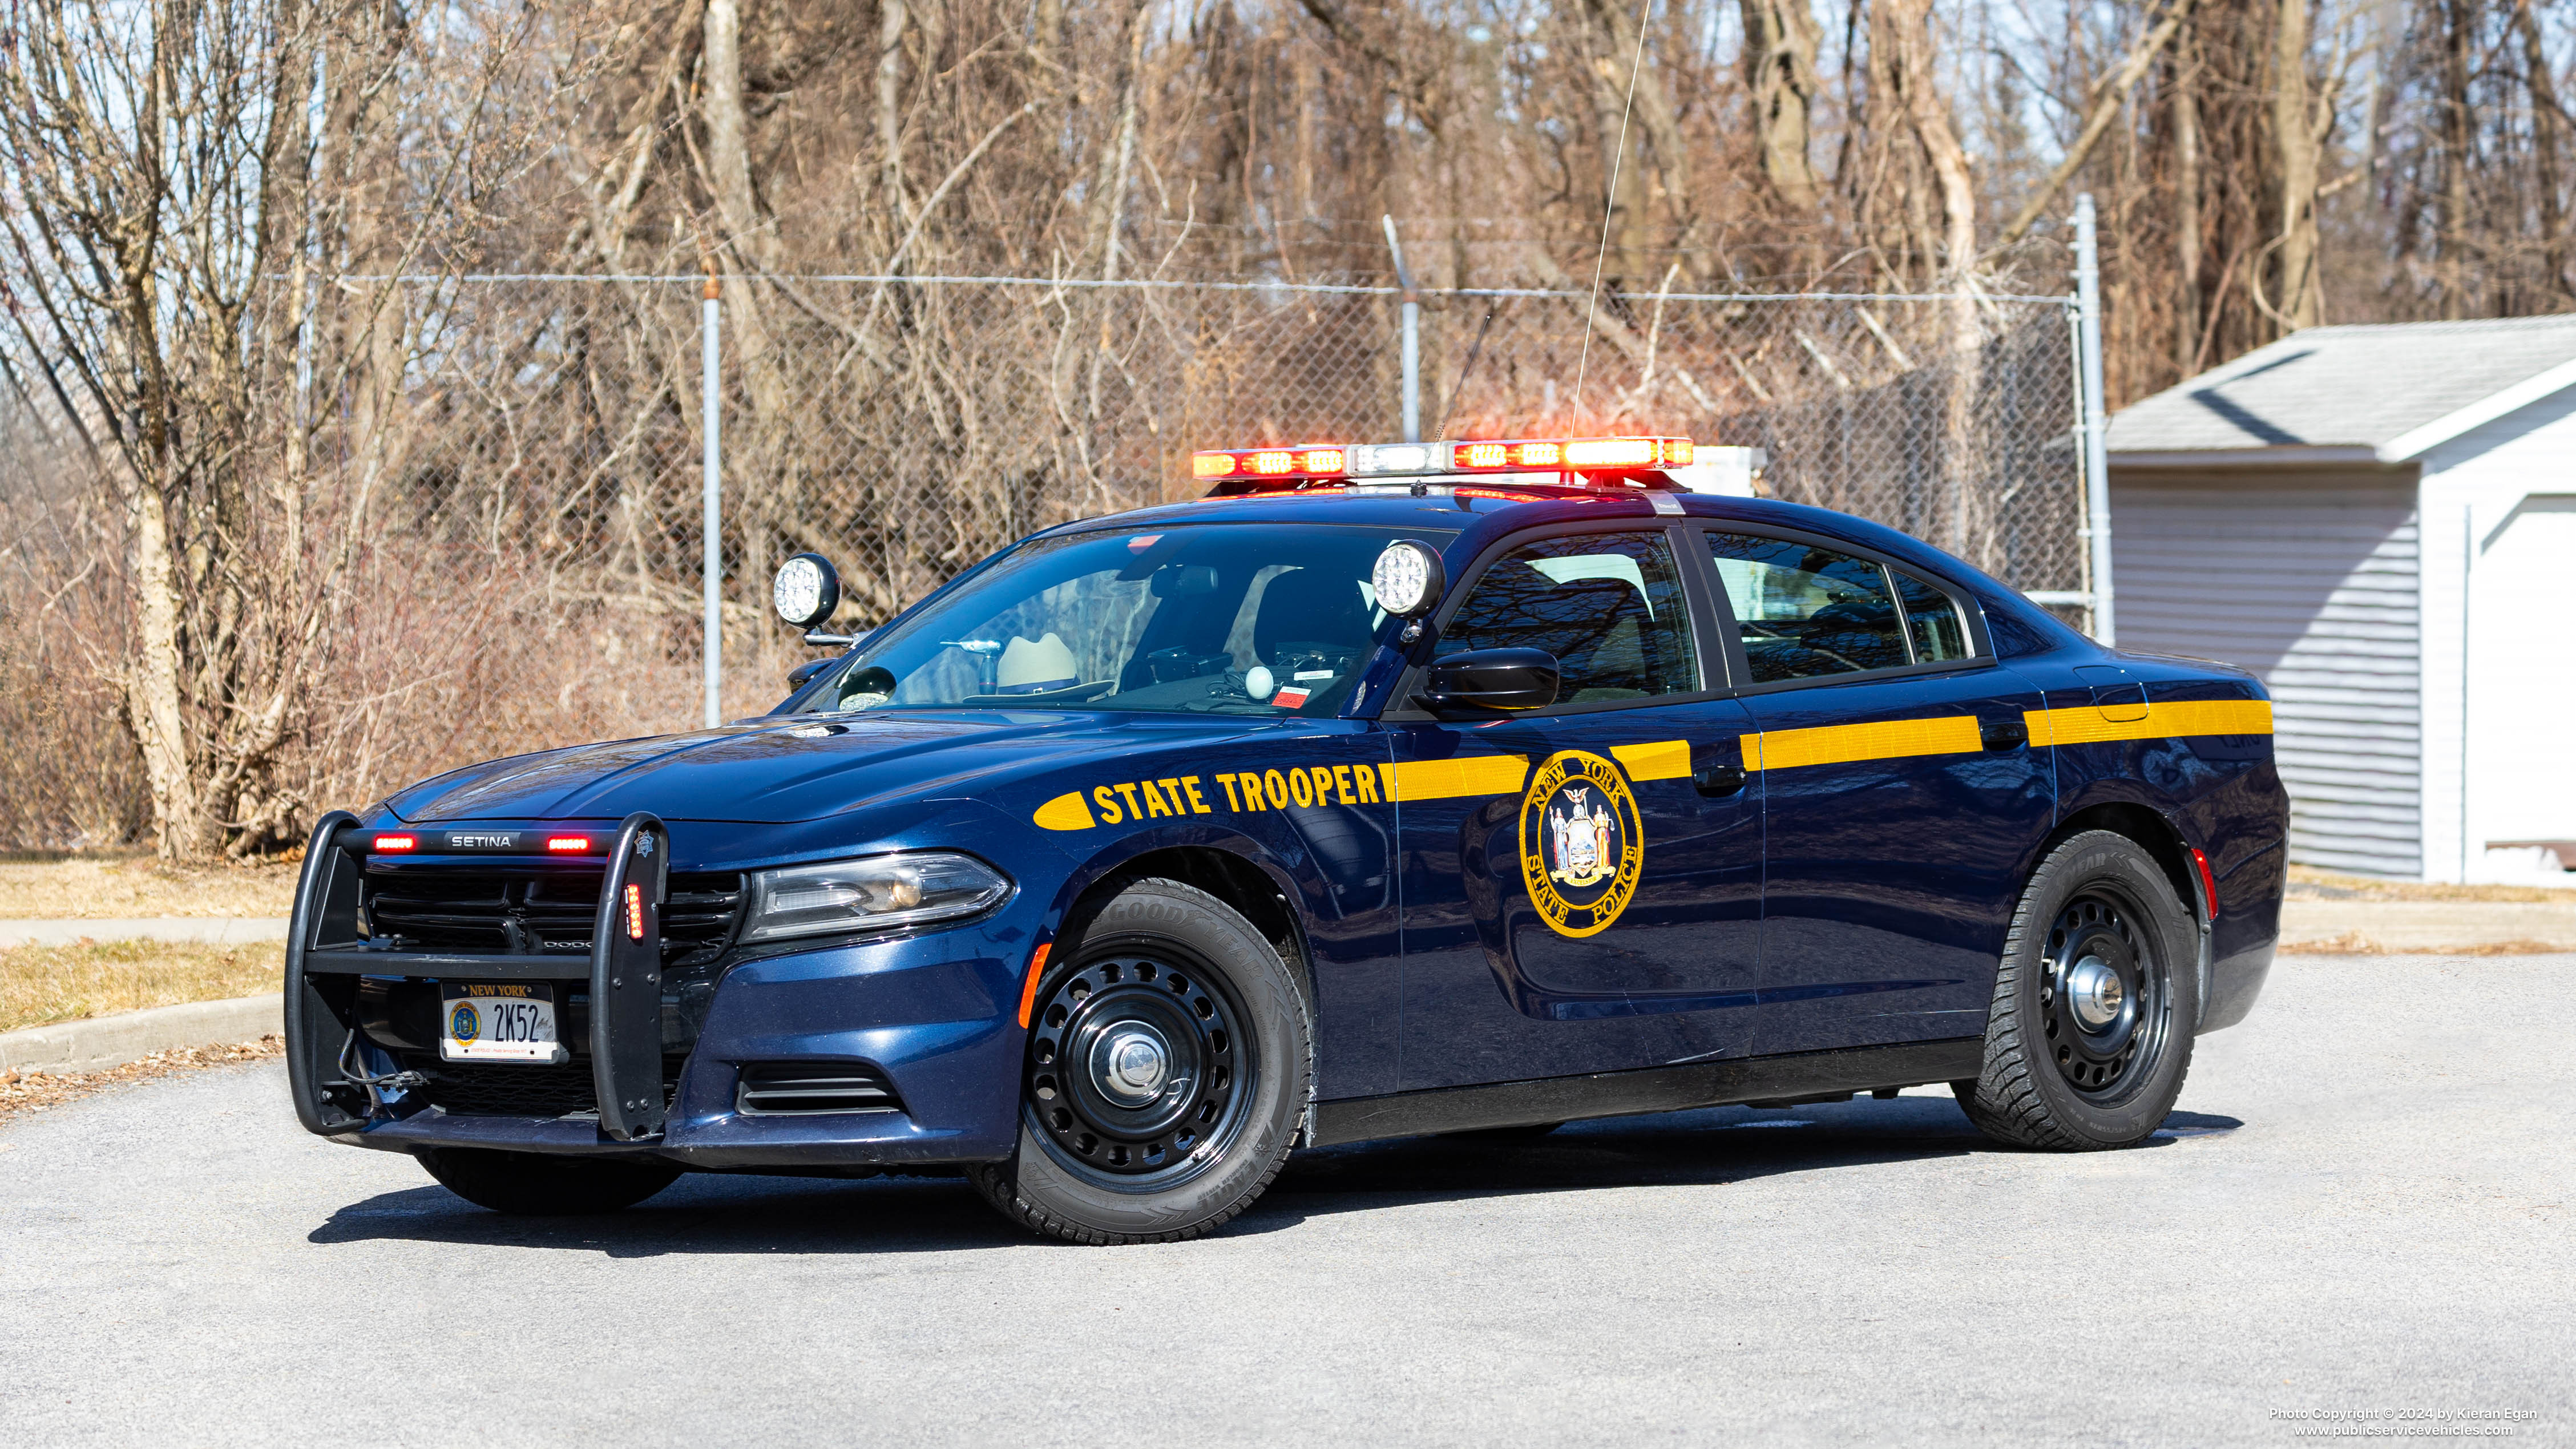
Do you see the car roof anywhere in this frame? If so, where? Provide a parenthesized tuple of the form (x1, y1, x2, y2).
(1030, 483, 2084, 651)
(1046, 485, 1950, 578)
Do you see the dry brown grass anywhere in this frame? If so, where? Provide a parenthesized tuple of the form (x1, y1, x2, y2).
(2286, 865, 2575, 904)
(2275, 931, 2571, 956)
(0, 851, 299, 919)
(0, 940, 281, 1032)
(0, 1036, 284, 1122)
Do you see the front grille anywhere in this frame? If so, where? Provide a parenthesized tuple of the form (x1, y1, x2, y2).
(419, 1058, 683, 1117)
(363, 865, 743, 956)
(736, 1062, 905, 1116)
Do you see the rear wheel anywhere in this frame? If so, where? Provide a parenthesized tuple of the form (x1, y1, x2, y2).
(1954, 830, 2199, 1151)
(417, 1147, 682, 1214)
(971, 878, 1311, 1245)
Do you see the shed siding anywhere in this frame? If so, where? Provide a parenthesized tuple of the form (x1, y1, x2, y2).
(2416, 382, 2576, 881)
(2110, 474, 2422, 877)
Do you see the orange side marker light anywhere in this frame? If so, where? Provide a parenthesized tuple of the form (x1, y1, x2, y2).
(1016, 943, 1052, 1029)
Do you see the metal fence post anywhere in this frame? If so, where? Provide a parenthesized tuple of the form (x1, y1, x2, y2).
(701, 271, 723, 729)
(2074, 193, 2117, 646)
(1382, 215, 1421, 443)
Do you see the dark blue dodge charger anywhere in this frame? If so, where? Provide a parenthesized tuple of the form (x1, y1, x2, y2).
(284, 435, 2285, 1243)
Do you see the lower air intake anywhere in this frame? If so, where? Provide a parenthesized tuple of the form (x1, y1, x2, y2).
(419, 1058, 681, 1119)
(736, 1062, 904, 1116)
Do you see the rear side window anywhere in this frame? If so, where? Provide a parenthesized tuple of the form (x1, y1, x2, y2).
(1892, 569, 1972, 662)
(1705, 534, 1907, 681)
(1439, 530, 1698, 703)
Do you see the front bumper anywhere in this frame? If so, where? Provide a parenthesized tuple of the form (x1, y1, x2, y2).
(288, 814, 1038, 1168)
(335, 932, 1030, 1167)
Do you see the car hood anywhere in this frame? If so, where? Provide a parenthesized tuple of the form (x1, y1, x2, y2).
(385, 711, 1247, 825)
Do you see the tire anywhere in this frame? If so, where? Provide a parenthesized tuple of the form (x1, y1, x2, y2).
(971, 877, 1312, 1245)
(417, 1147, 683, 1214)
(1954, 830, 2200, 1151)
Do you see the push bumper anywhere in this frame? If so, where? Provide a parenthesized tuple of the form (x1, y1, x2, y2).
(286, 814, 1036, 1168)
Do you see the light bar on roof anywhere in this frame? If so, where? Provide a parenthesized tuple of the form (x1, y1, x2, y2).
(1197, 434, 1695, 490)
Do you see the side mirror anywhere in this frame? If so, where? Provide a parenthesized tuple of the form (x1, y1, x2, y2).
(1418, 648, 1558, 712)
(773, 553, 842, 632)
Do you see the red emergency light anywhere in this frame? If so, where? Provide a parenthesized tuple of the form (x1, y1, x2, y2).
(372, 834, 418, 853)
(546, 836, 591, 853)
(1191, 446, 1348, 481)
(1450, 437, 1695, 471)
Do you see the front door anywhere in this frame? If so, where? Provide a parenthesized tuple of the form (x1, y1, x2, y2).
(1392, 524, 1764, 1091)
(1701, 528, 2054, 1055)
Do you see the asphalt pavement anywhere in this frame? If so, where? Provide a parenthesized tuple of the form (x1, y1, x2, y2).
(2, 954, 2568, 1447)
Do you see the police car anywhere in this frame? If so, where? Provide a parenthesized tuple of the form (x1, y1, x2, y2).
(283, 434, 2286, 1243)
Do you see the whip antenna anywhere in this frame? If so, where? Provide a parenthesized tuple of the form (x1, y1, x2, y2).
(1570, 0, 1654, 420)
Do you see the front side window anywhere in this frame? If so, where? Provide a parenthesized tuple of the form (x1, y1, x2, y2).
(805, 523, 1453, 716)
(1436, 530, 1698, 704)
(1706, 534, 1909, 681)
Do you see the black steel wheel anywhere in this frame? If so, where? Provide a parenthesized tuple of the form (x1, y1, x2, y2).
(972, 877, 1311, 1244)
(1023, 952, 1250, 1185)
(2035, 887, 2169, 1100)
(1955, 830, 2199, 1151)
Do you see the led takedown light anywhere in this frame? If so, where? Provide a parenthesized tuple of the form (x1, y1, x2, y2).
(1371, 540, 1447, 617)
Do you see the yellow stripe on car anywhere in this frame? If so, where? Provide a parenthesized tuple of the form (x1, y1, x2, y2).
(1741, 715, 1984, 773)
(1379, 754, 1531, 802)
(1608, 739, 1692, 781)
(2024, 699, 2273, 747)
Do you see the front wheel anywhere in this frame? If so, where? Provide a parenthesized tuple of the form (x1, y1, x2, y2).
(1954, 830, 2200, 1151)
(971, 878, 1312, 1245)
(417, 1147, 683, 1214)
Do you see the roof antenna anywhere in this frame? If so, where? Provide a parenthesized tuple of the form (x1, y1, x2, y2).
(1570, 0, 1653, 422)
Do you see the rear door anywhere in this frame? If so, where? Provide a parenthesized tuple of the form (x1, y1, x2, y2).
(1699, 527, 2054, 1055)
(1389, 522, 1763, 1091)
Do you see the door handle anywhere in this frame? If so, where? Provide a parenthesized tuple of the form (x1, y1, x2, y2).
(1980, 717, 2029, 751)
(1693, 761, 1748, 797)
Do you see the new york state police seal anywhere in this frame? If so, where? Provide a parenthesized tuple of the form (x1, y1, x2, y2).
(1517, 750, 1644, 938)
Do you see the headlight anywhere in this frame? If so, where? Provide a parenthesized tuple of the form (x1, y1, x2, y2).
(741, 852, 1011, 942)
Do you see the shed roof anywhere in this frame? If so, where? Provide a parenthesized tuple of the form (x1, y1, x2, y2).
(2109, 313, 2576, 464)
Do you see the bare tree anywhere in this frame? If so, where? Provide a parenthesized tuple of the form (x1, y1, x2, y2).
(0, 0, 552, 857)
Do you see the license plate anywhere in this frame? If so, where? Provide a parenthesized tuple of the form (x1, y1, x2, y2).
(440, 982, 560, 1063)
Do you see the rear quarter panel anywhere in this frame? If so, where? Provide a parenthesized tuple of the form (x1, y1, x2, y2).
(2016, 645, 2291, 987)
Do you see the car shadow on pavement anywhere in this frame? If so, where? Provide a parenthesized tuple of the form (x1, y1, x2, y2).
(1244, 1099, 2242, 1230)
(305, 1098, 2242, 1254)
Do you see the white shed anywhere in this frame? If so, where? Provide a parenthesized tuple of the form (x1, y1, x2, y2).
(2106, 315, 2576, 885)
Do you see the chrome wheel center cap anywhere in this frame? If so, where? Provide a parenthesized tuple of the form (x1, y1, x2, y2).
(2068, 955, 2124, 1031)
(1094, 1027, 1172, 1104)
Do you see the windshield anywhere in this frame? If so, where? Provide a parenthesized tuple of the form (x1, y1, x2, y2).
(802, 523, 1457, 717)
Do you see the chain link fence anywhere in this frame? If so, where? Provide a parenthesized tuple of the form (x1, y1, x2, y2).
(1, 271, 2088, 848)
